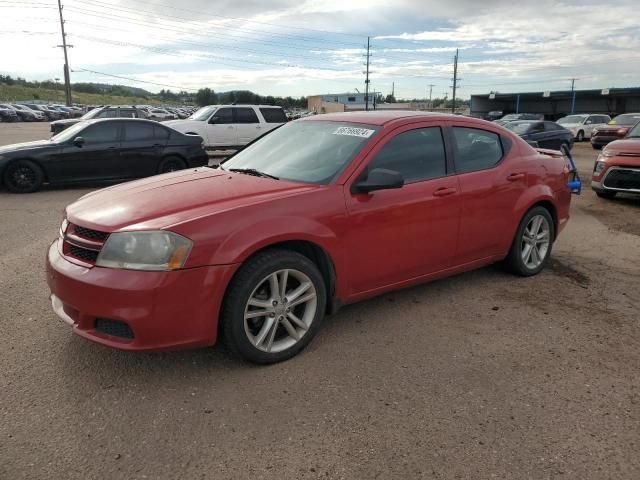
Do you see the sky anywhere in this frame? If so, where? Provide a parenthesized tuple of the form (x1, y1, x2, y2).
(1, 0, 639, 99)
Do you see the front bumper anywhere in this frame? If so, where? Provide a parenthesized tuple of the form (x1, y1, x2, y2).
(591, 135, 621, 147)
(46, 240, 238, 351)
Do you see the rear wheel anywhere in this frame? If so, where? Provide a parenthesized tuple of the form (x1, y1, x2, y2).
(221, 249, 326, 364)
(505, 206, 554, 277)
(576, 130, 584, 142)
(3, 159, 44, 193)
(596, 190, 616, 199)
(157, 156, 187, 174)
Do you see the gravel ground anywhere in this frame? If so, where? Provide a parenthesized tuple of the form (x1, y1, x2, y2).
(1, 123, 639, 479)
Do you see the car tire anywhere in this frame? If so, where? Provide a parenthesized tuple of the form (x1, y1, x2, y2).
(596, 190, 616, 199)
(576, 130, 584, 142)
(221, 249, 327, 364)
(3, 159, 44, 193)
(505, 206, 555, 277)
(592, 144, 602, 150)
(157, 156, 187, 174)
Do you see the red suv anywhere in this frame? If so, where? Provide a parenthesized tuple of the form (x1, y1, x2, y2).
(591, 113, 640, 149)
(46, 112, 572, 363)
(591, 120, 640, 198)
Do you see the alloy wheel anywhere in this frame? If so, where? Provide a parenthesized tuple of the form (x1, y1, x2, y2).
(521, 214, 550, 269)
(243, 269, 318, 353)
(9, 165, 37, 190)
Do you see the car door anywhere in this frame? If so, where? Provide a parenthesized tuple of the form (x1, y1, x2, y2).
(542, 122, 565, 149)
(52, 121, 122, 182)
(344, 124, 461, 294)
(118, 121, 165, 178)
(204, 107, 237, 147)
(451, 124, 528, 264)
(234, 107, 263, 145)
(527, 122, 547, 146)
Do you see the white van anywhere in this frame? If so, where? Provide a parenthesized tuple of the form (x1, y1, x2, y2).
(165, 105, 287, 149)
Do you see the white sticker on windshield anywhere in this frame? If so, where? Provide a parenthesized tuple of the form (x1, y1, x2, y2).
(332, 126, 375, 138)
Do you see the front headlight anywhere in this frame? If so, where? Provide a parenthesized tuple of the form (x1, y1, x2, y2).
(602, 150, 616, 157)
(593, 160, 606, 174)
(96, 231, 192, 271)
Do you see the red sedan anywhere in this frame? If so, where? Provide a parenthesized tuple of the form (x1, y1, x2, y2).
(47, 112, 572, 363)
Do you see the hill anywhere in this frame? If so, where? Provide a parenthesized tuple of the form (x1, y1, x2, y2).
(0, 83, 163, 106)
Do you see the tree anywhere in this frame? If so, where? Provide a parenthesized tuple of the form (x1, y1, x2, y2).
(195, 88, 218, 106)
(384, 94, 396, 103)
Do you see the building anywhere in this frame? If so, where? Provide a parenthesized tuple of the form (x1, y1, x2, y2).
(470, 87, 640, 120)
(307, 92, 468, 114)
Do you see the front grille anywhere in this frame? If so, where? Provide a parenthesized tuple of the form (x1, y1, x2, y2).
(68, 244, 99, 263)
(95, 318, 134, 340)
(603, 168, 640, 191)
(73, 225, 109, 242)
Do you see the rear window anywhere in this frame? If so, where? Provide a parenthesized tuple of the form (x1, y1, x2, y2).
(259, 108, 287, 123)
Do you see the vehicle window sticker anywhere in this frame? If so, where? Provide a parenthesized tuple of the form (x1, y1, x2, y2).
(332, 126, 375, 138)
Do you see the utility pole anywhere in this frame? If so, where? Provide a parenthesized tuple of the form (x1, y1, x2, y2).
(570, 78, 578, 114)
(56, 0, 72, 106)
(364, 36, 371, 111)
(451, 48, 459, 114)
(428, 84, 435, 110)
(391, 82, 395, 99)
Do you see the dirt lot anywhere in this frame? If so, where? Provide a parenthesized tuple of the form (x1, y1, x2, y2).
(1, 123, 639, 479)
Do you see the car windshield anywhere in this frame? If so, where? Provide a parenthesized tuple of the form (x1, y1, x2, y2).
(189, 106, 217, 121)
(81, 108, 102, 119)
(503, 121, 533, 135)
(222, 121, 380, 185)
(628, 122, 640, 138)
(558, 115, 586, 124)
(51, 122, 87, 143)
(501, 114, 519, 120)
(609, 114, 640, 126)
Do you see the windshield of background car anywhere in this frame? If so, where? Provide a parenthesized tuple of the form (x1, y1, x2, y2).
(609, 114, 640, 126)
(81, 108, 102, 120)
(189, 106, 217, 121)
(51, 122, 88, 143)
(628, 123, 640, 138)
(558, 115, 585, 124)
(222, 121, 380, 185)
(503, 122, 533, 135)
(501, 114, 518, 120)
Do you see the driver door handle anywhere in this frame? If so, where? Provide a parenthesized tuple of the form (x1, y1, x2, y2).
(507, 172, 525, 181)
(433, 187, 457, 197)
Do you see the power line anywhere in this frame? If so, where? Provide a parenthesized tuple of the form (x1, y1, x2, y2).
(73, 67, 196, 91)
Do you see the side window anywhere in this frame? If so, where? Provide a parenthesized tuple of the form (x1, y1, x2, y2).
(452, 127, 503, 174)
(119, 109, 136, 118)
(530, 123, 544, 133)
(96, 109, 117, 118)
(124, 122, 154, 141)
(234, 107, 260, 124)
(154, 125, 170, 140)
(80, 123, 120, 143)
(211, 108, 233, 124)
(368, 127, 446, 183)
(544, 122, 558, 131)
(259, 108, 287, 123)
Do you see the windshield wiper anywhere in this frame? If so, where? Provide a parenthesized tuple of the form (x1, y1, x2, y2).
(228, 168, 279, 180)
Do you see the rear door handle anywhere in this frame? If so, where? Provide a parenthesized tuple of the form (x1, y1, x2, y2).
(507, 173, 525, 181)
(433, 187, 457, 197)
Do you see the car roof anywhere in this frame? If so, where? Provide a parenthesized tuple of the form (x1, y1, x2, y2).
(300, 111, 461, 126)
(81, 118, 164, 126)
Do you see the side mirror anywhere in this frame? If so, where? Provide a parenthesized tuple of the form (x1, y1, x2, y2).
(73, 136, 85, 148)
(352, 168, 404, 194)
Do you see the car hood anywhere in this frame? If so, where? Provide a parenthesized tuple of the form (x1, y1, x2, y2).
(51, 118, 80, 126)
(66, 167, 321, 232)
(604, 139, 640, 158)
(0, 139, 55, 155)
(164, 119, 201, 129)
(558, 123, 581, 128)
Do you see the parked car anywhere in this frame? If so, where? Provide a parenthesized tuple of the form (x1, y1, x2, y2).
(503, 120, 573, 150)
(494, 113, 542, 126)
(146, 108, 176, 121)
(45, 112, 572, 363)
(11, 104, 45, 121)
(557, 114, 611, 142)
(591, 113, 640, 149)
(591, 120, 640, 198)
(0, 119, 208, 193)
(20, 104, 59, 121)
(166, 105, 287, 149)
(0, 104, 19, 122)
(50, 105, 148, 135)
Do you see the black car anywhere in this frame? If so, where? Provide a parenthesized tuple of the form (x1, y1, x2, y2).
(494, 113, 543, 126)
(10, 104, 44, 121)
(0, 119, 209, 193)
(0, 104, 19, 122)
(21, 104, 60, 121)
(503, 121, 574, 150)
(50, 105, 148, 135)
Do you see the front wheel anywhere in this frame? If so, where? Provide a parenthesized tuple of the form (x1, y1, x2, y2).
(576, 130, 584, 142)
(596, 190, 616, 199)
(221, 249, 327, 364)
(157, 156, 187, 174)
(505, 206, 554, 277)
(3, 159, 44, 193)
